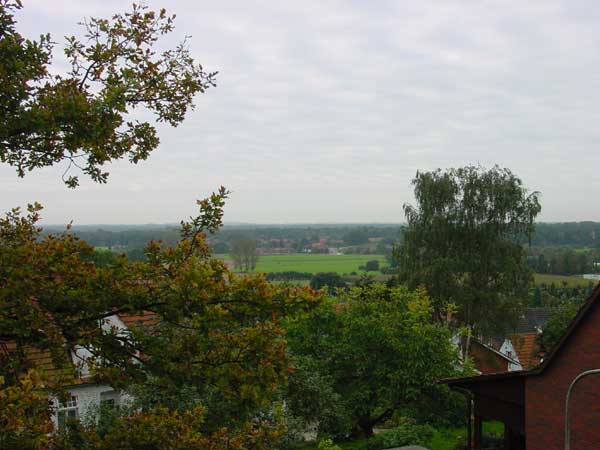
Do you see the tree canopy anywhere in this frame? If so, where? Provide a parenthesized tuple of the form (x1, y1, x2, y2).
(284, 283, 457, 438)
(230, 236, 260, 271)
(537, 301, 581, 354)
(396, 165, 541, 337)
(0, 189, 320, 449)
(0, 0, 216, 187)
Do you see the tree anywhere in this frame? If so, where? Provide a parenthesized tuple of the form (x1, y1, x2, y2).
(531, 286, 543, 307)
(230, 236, 259, 271)
(0, 372, 55, 450)
(537, 302, 581, 354)
(342, 228, 369, 246)
(396, 166, 541, 337)
(284, 284, 457, 438)
(0, 1, 216, 187)
(309, 272, 347, 294)
(364, 260, 380, 272)
(0, 190, 319, 448)
(83, 248, 120, 267)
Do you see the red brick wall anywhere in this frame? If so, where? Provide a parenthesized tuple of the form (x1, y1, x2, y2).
(526, 302, 600, 450)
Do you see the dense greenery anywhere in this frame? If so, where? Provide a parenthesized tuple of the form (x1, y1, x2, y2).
(537, 302, 582, 354)
(266, 271, 314, 281)
(0, 0, 216, 187)
(526, 246, 600, 275)
(396, 166, 541, 337)
(309, 272, 347, 293)
(230, 236, 260, 271)
(533, 222, 600, 247)
(0, 191, 319, 449)
(284, 284, 458, 438)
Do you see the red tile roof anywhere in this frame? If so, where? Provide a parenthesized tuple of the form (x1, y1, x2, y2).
(0, 340, 76, 384)
(118, 311, 157, 329)
(510, 332, 541, 369)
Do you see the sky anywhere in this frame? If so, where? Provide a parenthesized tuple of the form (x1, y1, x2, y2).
(2, 0, 600, 224)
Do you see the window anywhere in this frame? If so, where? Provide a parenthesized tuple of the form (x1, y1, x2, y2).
(100, 390, 119, 409)
(57, 395, 78, 429)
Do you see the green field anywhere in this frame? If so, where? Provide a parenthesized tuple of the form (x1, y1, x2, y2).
(533, 273, 596, 288)
(221, 253, 387, 274)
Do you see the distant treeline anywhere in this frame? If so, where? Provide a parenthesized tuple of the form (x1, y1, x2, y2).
(265, 271, 313, 281)
(43, 225, 180, 249)
(526, 247, 600, 275)
(46, 224, 403, 254)
(47, 222, 600, 267)
(533, 222, 600, 247)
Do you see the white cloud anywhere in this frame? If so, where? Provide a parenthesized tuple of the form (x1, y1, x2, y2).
(3, 0, 600, 223)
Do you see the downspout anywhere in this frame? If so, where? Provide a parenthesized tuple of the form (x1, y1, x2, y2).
(565, 368, 600, 450)
(454, 386, 474, 450)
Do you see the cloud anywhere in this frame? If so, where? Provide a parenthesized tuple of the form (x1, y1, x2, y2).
(3, 0, 600, 223)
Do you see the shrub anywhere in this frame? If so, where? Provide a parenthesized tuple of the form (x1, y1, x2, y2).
(364, 435, 385, 450)
(317, 438, 342, 450)
(309, 272, 347, 293)
(266, 271, 313, 281)
(364, 260, 380, 271)
(377, 419, 435, 448)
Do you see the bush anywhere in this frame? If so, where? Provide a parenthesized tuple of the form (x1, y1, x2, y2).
(266, 271, 313, 281)
(392, 387, 467, 428)
(317, 438, 342, 450)
(309, 272, 347, 293)
(377, 419, 435, 448)
(364, 435, 385, 450)
(364, 260, 380, 271)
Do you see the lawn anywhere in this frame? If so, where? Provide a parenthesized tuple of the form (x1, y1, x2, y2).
(426, 421, 503, 450)
(533, 273, 594, 288)
(220, 253, 387, 275)
(291, 422, 503, 450)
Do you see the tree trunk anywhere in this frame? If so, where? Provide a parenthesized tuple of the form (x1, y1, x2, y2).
(357, 417, 374, 437)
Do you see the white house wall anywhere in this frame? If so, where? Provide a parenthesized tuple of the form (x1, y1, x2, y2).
(499, 339, 523, 371)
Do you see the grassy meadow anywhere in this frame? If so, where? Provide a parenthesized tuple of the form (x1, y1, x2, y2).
(219, 253, 387, 274)
(533, 273, 595, 288)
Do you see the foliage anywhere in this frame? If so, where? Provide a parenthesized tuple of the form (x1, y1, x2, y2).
(342, 229, 369, 246)
(537, 302, 581, 354)
(396, 165, 541, 337)
(362, 260, 380, 272)
(391, 388, 466, 428)
(82, 248, 121, 267)
(266, 271, 314, 281)
(0, 189, 319, 448)
(317, 438, 343, 450)
(0, 371, 55, 450)
(0, 1, 216, 187)
(230, 236, 260, 271)
(526, 246, 600, 276)
(56, 404, 283, 450)
(284, 283, 458, 438)
(363, 420, 435, 450)
(309, 272, 347, 294)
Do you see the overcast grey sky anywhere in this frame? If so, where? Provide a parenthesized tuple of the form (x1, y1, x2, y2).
(2, 0, 600, 224)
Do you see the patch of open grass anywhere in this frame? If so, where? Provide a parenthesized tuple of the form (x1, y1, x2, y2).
(533, 273, 594, 288)
(426, 421, 503, 450)
(221, 253, 387, 275)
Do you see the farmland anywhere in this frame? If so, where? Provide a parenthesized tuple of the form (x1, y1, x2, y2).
(218, 253, 387, 274)
(533, 273, 595, 288)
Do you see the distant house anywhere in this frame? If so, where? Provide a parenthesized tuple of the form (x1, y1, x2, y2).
(443, 283, 600, 450)
(2, 312, 155, 429)
(468, 339, 522, 374)
(489, 308, 551, 370)
(457, 308, 550, 375)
